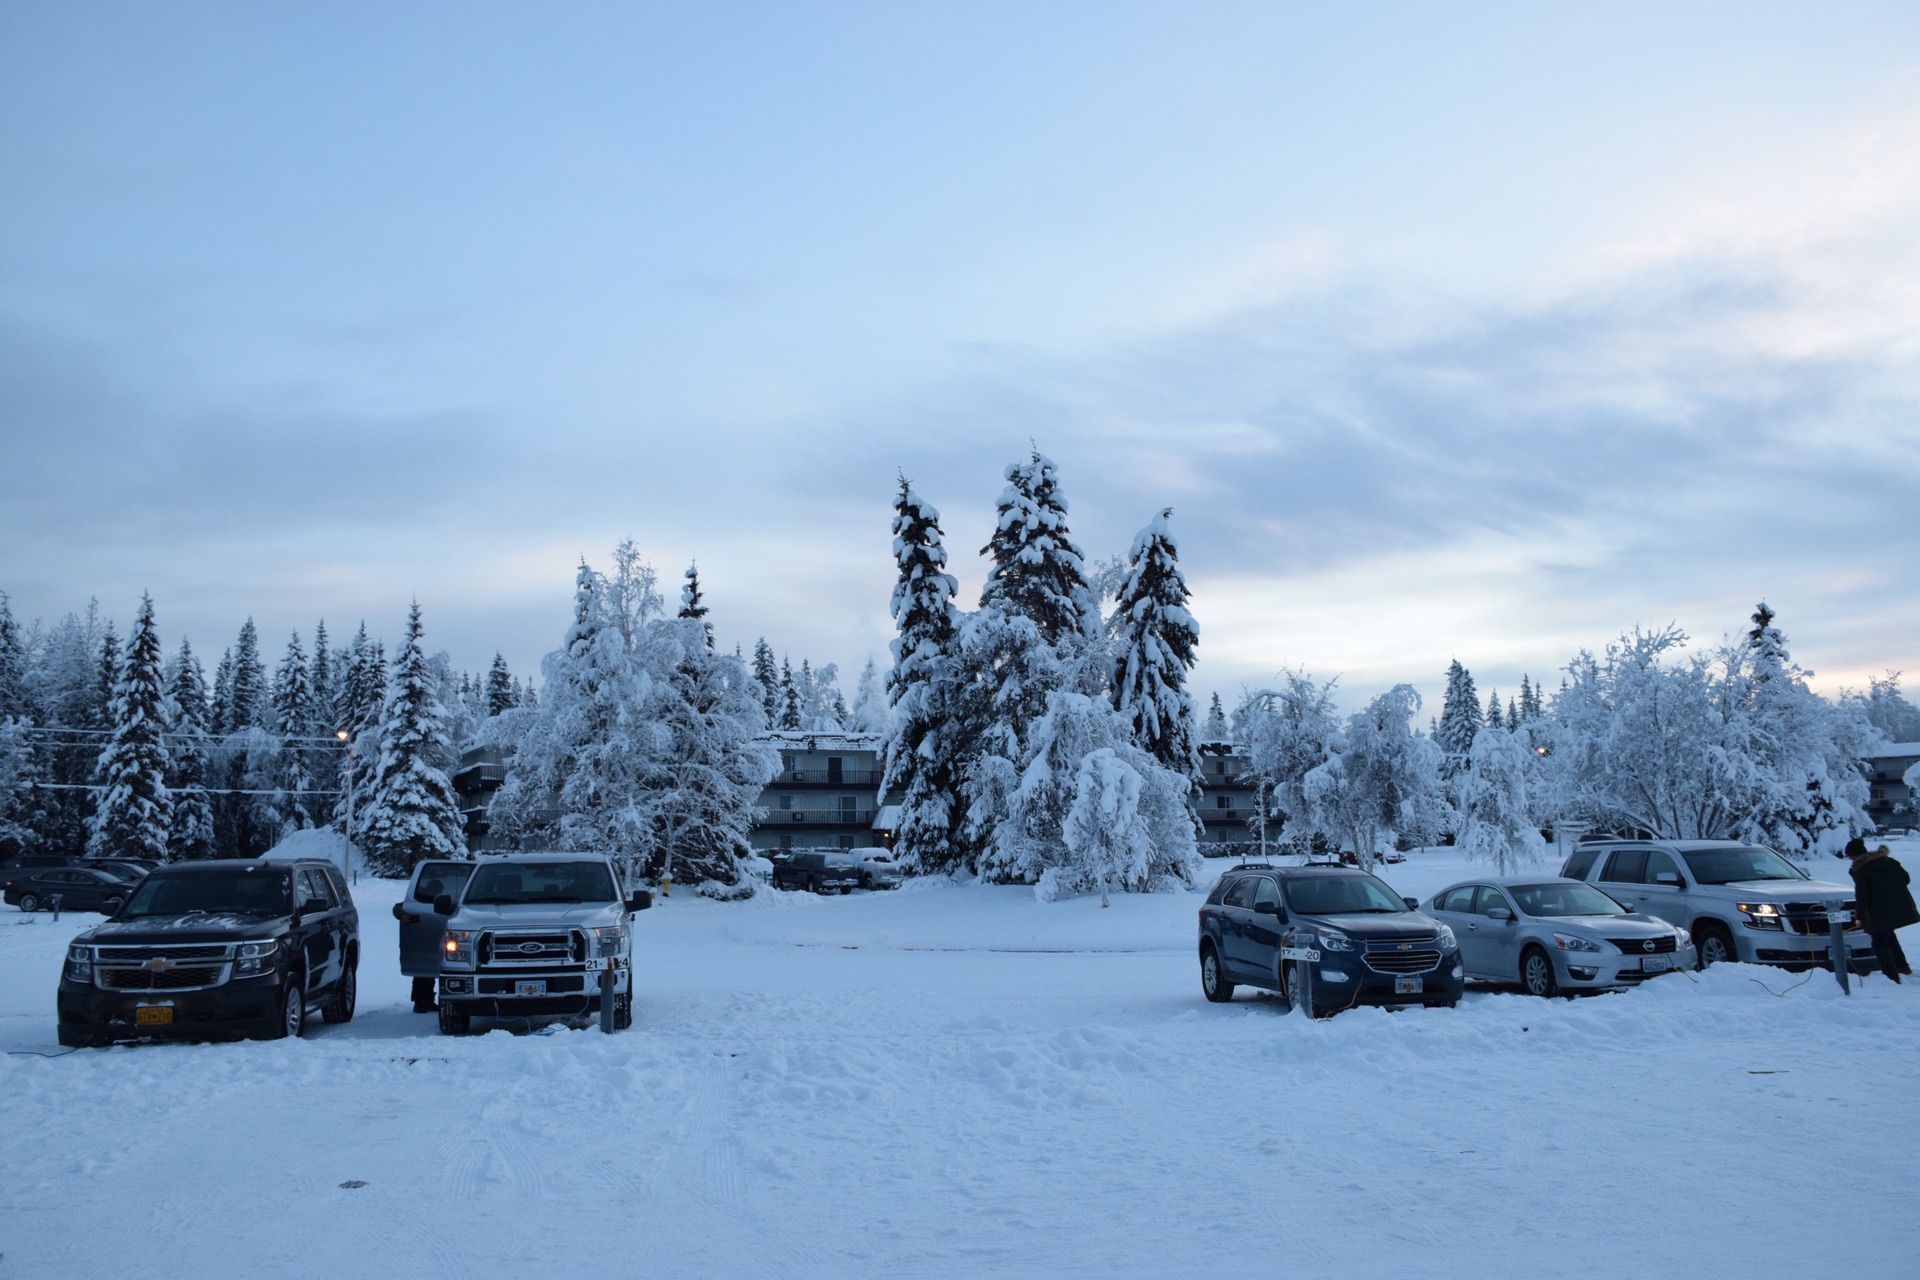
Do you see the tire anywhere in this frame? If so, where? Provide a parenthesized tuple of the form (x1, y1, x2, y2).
(322, 961, 357, 1024)
(1200, 944, 1235, 1003)
(1520, 947, 1560, 998)
(807, 877, 822, 895)
(411, 976, 437, 1013)
(838, 886, 851, 896)
(1284, 961, 1320, 1018)
(17, 892, 38, 912)
(860, 874, 874, 891)
(437, 1003, 471, 1036)
(612, 993, 633, 1031)
(1696, 924, 1736, 968)
(269, 970, 306, 1040)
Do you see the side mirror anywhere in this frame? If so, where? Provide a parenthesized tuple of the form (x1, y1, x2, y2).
(391, 902, 416, 923)
(433, 894, 456, 917)
(1654, 871, 1682, 886)
(627, 890, 653, 912)
(1402, 896, 1419, 910)
(1251, 901, 1280, 916)
(1487, 906, 1515, 922)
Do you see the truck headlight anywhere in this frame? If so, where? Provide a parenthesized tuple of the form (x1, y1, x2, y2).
(443, 929, 474, 966)
(1737, 903, 1785, 930)
(234, 937, 283, 976)
(1553, 932, 1601, 953)
(591, 926, 625, 958)
(65, 944, 93, 982)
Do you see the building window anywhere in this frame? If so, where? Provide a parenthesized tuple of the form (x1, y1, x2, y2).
(1216, 795, 1229, 809)
(783, 753, 798, 774)
(779, 795, 792, 810)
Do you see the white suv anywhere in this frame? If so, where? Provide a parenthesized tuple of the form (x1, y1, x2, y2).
(1560, 839, 1870, 970)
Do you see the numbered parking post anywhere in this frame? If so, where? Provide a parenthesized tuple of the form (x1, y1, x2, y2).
(1829, 913, 1851, 995)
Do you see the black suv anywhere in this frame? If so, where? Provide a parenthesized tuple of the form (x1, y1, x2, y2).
(57, 858, 359, 1046)
(1198, 863, 1465, 1017)
(770, 851, 863, 894)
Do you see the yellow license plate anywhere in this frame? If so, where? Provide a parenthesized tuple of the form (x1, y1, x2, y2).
(134, 1006, 173, 1026)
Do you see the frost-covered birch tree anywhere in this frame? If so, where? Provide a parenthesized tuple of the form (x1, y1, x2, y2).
(1304, 685, 1447, 871)
(1456, 726, 1544, 872)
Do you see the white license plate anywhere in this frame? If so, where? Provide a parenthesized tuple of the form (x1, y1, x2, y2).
(1394, 976, 1423, 995)
(514, 980, 547, 997)
(1641, 955, 1671, 973)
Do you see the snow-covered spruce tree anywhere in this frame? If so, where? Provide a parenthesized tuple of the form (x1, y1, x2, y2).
(358, 603, 464, 877)
(1484, 689, 1504, 731)
(849, 657, 892, 735)
(1303, 685, 1448, 871)
(678, 562, 714, 649)
(643, 619, 777, 896)
(271, 631, 315, 832)
(1109, 508, 1200, 785)
(24, 604, 108, 857)
(978, 449, 1100, 646)
(1455, 726, 1544, 873)
(88, 594, 172, 861)
(1434, 659, 1482, 775)
(93, 623, 119, 732)
(0, 592, 26, 720)
(1201, 692, 1228, 743)
(966, 616, 1072, 880)
(882, 478, 968, 874)
(751, 639, 780, 725)
(0, 593, 37, 859)
(164, 639, 215, 860)
(226, 619, 268, 731)
(332, 625, 386, 834)
(485, 653, 515, 716)
(778, 658, 802, 729)
(1061, 749, 1149, 909)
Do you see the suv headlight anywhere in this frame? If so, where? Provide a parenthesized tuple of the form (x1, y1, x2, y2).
(1315, 928, 1354, 952)
(443, 929, 475, 966)
(1737, 903, 1785, 930)
(1435, 924, 1459, 952)
(591, 926, 625, 958)
(234, 937, 284, 976)
(65, 944, 93, 982)
(1553, 932, 1602, 953)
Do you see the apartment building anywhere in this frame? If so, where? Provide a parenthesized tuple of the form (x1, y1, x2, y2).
(752, 731, 889, 852)
(1862, 742, 1920, 831)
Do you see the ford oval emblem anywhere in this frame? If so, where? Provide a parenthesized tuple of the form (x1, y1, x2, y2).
(518, 942, 544, 954)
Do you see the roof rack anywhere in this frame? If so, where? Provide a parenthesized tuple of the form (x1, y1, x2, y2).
(1227, 861, 1277, 871)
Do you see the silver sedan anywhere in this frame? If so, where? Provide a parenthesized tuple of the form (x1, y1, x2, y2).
(1427, 876, 1697, 996)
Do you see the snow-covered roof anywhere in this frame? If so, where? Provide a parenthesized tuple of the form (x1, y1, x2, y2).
(757, 730, 885, 751)
(1863, 742, 1920, 759)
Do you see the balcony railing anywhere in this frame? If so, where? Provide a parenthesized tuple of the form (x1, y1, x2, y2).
(771, 808, 878, 825)
(773, 769, 884, 786)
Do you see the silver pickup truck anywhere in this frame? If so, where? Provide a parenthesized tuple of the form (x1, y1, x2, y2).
(425, 853, 651, 1034)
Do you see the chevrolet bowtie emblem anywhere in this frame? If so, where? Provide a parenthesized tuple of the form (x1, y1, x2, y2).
(141, 958, 175, 971)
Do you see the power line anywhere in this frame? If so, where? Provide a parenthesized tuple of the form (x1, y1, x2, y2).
(25, 782, 345, 797)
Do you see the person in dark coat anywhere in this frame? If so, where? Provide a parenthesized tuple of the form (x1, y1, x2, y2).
(1848, 842, 1918, 982)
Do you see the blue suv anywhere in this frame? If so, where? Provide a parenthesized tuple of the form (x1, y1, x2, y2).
(1198, 863, 1465, 1017)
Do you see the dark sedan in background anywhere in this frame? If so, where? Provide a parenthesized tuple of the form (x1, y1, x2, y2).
(5, 865, 141, 914)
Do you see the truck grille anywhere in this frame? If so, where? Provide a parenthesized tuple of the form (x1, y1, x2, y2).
(93, 942, 234, 992)
(1782, 902, 1855, 935)
(1605, 936, 1678, 954)
(477, 930, 582, 968)
(1363, 945, 1441, 974)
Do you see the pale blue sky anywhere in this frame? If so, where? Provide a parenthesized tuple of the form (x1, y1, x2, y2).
(4, 3, 1918, 711)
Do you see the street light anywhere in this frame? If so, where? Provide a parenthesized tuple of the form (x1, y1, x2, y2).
(336, 729, 356, 885)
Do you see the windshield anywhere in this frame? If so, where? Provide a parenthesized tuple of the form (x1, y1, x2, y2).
(1511, 883, 1629, 918)
(1680, 846, 1802, 885)
(1287, 875, 1407, 915)
(122, 870, 292, 917)
(462, 861, 617, 905)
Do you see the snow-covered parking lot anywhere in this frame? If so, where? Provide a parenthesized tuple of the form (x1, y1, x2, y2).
(3, 846, 1917, 1280)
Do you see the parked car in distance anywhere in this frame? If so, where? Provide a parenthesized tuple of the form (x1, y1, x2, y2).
(393, 858, 478, 1012)
(1198, 863, 1465, 1017)
(1558, 839, 1870, 970)
(0, 853, 75, 878)
(83, 858, 158, 883)
(5, 865, 140, 914)
(770, 851, 863, 894)
(57, 857, 358, 1046)
(847, 847, 904, 890)
(1427, 876, 1696, 996)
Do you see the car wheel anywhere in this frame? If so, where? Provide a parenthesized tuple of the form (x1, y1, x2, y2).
(438, 1003, 472, 1036)
(17, 892, 38, 912)
(861, 874, 874, 891)
(1284, 961, 1319, 1018)
(838, 885, 851, 895)
(1521, 947, 1559, 998)
(270, 971, 306, 1040)
(1696, 924, 1736, 968)
(322, 962, 357, 1024)
(1200, 944, 1235, 1003)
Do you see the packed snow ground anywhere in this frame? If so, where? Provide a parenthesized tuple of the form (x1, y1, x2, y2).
(3, 843, 1917, 1280)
